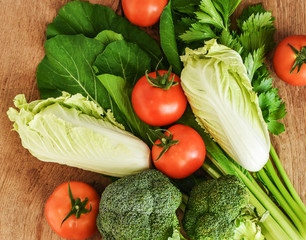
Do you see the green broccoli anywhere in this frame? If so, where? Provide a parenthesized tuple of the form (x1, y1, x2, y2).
(96, 169, 182, 240)
(182, 175, 265, 240)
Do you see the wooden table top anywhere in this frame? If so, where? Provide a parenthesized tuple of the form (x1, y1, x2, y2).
(0, 0, 305, 239)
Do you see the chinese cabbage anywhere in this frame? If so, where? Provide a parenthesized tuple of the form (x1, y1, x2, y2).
(180, 39, 270, 172)
(7, 92, 151, 177)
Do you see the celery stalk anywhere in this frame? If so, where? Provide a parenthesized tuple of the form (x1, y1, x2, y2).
(270, 145, 306, 212)
(248, 192, 291, 240)
(263, 159, 306, 223)
(257, 169, 306, 238)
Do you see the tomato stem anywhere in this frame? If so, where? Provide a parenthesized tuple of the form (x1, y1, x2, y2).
(146, 66, 178, 90)
(61, 182, 92, 226)
(148, 129, 179, 161)
(288, 44, 306, 74)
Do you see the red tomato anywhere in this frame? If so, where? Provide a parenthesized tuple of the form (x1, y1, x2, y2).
(152, 124, 206, 179)
(45, 181, 100, 240)
(132, 70, 187, 126)
(122, 0, 168, 27)
(273, 35, 306, 86)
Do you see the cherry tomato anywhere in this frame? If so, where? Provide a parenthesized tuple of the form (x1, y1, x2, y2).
(152, 124, 206, 179)
(273, 35, 306, 86)
(122, 0, 168, 27)
(132, 70, 187, 126)
(45, 181, 100, 240)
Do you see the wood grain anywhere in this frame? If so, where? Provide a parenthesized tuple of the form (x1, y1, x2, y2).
(0, 0, 305, 239)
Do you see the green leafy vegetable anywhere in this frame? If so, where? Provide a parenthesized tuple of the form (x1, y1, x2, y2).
(7, 93, 151, 177)
(37, 34, 104, 101)
(174, 1, 285, 134)
(94, 40, 151, 86)
(160, 0, 182, 75)
(36, 34, 129, 129)
(95, 30, 124, 47)
(36, 33, 155, 143)
(237, 10, 275, 54)
(180, 39, 270, 172)
(179, 0, 242, 42)
(46, 1, 163, 68)
(180, 22, 217, 43)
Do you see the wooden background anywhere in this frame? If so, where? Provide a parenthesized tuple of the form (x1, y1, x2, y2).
(0, 0, 305, 239)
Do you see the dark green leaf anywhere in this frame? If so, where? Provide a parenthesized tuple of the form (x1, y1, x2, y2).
(218, 30, 243, 54)
(267, 120, 285, 135)
(172, 0, 200, 15)
(36, 34, 128, 126)
(180, 23, 217, 43)
(160, 0, 182, 75)
(240, 10, 275, 32)
(94, 40, 151, 86)
(37, 34, 103, 102)
(237, 4, 267, 29)
(269, 102, 287, 120)
(95, 30, 124, 46)
(110, 16, 163, 68)
(46, 1, 162, 68)
(253, 77, 273, 94)
(212, 0, 242, 28)
(238, 30, 275, 54)
(47, 1, 117, 39)
(238, 11, 275, 54)
(258, 88, 286, 135)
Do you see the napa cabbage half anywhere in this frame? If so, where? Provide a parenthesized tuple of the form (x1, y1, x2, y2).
(180, 39, 270, 172)
(7, 92, 151, 177)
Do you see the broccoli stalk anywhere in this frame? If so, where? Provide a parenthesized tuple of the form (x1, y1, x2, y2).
(96, 169, 183, 240)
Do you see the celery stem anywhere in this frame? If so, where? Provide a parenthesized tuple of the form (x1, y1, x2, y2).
(270, 144, 306, 212)
(232, 164, 303, 240)
(248, 191, 291, 240)
(264, 159, 306, 223)
(257, 169, 306, 238)
(201, 161, 222, 179)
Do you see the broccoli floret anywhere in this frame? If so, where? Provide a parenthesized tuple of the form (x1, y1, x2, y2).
(182, 175, 264, 240)
(97, 169, 182, 240)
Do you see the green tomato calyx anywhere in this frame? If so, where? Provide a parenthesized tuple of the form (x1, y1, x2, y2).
(61, 182, 92, 226)
(146, 66, 178, 90)
(288, 44, 306, 74)
(148, 129, 179, 161)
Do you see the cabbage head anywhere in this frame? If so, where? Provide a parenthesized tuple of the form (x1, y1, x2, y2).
(7, 92, 151, 177)
(180, 39, 270, 172)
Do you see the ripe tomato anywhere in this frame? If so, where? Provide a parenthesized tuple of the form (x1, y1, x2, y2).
(273, 35, 306, 86)
(152, 124, 206, 179)
(132, 70, 187, 126)
(122, 0, 168, 27)
(45, 181, 100, 240)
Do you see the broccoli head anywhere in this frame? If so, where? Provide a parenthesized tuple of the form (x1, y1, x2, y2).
(97, 169, 182, 240)
(182, 175, 264, 240)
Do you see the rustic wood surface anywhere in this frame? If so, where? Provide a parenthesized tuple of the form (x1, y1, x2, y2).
(0, 0, 305, 239)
